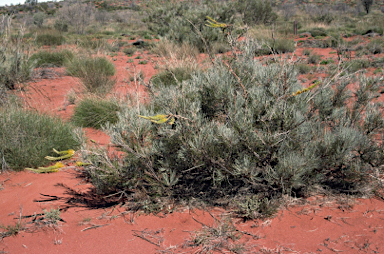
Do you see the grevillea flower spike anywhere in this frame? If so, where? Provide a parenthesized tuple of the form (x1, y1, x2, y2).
(45, 149, 75, 161)
(138, 114, 175, 125)
(26, 162, 64, 173)
(76, 161, 92, 167)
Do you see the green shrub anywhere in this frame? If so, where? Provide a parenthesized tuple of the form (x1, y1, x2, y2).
(36, 33, 65, 46)
(151, 66, 195, 88)
(271, 38, 295, 53)
(307, 53, 321, 64)
(0, 108, 81, 171)
(0, 46, 35, 90)
(71, 97, 120, 129)
(29, 49, 74, 67)
(308, 28, 327, 37)
(343, 59, 370, 73)
(144, 0, 236, 53)
(65, 56, 116, 95)
(320, 59, 334, 65)
(81, 39, 384, 217)
(123, 47, 136, 56)
(54, 19, 68, 32)
(367, 39, 383, 54)
(33, 12, 46, 28)
(296, 63, 312, 74)
(240, 0, 277, 25)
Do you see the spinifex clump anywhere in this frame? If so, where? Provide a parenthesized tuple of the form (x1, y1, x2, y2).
(82, 39, 384, 218)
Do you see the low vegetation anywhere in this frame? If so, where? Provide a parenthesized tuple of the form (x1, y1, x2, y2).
(65, 55, 116, 95)
(1, 0, 384, 221)
(0, 107, 81, 171)
(72, 97, 120, 129)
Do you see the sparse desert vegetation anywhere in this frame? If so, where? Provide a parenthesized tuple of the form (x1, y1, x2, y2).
(1, 0, 384, 252)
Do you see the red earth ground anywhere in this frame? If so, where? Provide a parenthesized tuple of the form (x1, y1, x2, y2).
(1, 40, 384, 254)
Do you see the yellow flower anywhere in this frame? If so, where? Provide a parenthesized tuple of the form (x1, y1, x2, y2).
(45, 148, 76, 161)
(26, 162, 65, 173)
(76, 161, 91, 167)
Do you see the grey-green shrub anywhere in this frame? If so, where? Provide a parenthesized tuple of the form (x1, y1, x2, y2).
(54, 19, 69, 32)
(33, 12, 46, 28)
(144, 0, 236, 53)
(65, 56, 116, 95)
(82, 39, 384, 217)
(0, 108, 81, 171)
(71, 97, 120, 129)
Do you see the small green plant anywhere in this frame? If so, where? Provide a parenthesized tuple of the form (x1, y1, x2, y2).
(71, 97, 120, 129)
(184, 216, 246, 253)
(296, 63, 312, 74)
(43, 207, 61, 224)
(138, 60, 147, 64)
(0, 220, 23, 240)
(123, 47, 136, 56)
(29, 49, 74, 67)
(65, 56, 116, 95)
(135, 55, 142, 59)
(320, 59, 335, 65)
(36, 33, 65, 46)
(308, 28, 327, 37)
(151, 66, 194, 87)
(307, 53, 321, 64)
(303, 49, 312, 56)
(0, 108, 81, 171)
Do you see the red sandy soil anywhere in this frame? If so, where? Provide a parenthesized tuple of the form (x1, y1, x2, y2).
(1, 42, 384, 254)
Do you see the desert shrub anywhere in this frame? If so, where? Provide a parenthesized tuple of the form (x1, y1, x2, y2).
(280, 3, 296, 21)
(296, 63, 312, 74)
(307, 53, 321, 64)
(33, 12, 45, 28)
(71, 97, 120, 129)
(151, 39, 199, 60)
(81, 39, 384, 217)
(56, 0, 94, 34)
(94, 9, 111, 24)
(29, 49, 74, 67)
(76, 37, 111, 52)
(271, 38, 295, 53)
(151, 66, 195, 88)
(367, 39, 383, 54)
(253, 38, 295, 56)
(123, 47, 136, 56)
(65, 56, 116, 95)
(238, 0, 277, 25)
(54, 19, 68, 32)
(343, 59, 370, 73)
(144, 0, 236, 53)
(308, 28, 327, 37)
(0, 108, 81, 171)
(0, 20, 35, 90)
(36, 33, 65, 46)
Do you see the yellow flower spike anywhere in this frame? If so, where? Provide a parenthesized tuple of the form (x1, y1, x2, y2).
(292, 81, 321, 97)
(45, 149, 75, 161)
(76, 161, 92, 167)
(26, 162, 64, 174)
(205, 16, 229, 29)
(138, 114, 175, 125)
